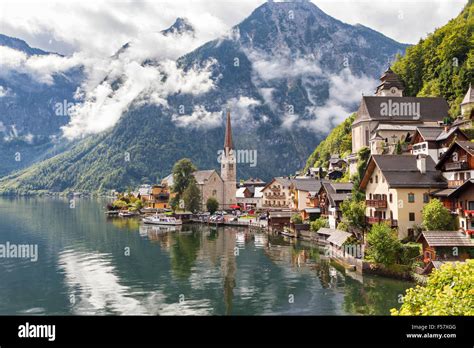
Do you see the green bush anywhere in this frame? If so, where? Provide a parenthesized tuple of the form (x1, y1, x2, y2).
(391, 260, 474, 315)
(310, 217, 329, 232)
(291, 213, 303, 224)
(399, 243, 422, 265)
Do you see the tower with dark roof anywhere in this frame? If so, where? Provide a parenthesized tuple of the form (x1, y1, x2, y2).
(220, 109, 237, 208)
(375, 67, 404, 97)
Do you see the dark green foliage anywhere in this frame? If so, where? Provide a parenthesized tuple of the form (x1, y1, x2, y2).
(172, 158, 197, 196)
(304, 114, 355, 171)
(365, 223, 402, 266)
(183, 178, 201, 213)
(206, 197, 219, 214)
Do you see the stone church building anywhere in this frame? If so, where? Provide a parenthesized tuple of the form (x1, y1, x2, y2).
(190, 109, 237, 210)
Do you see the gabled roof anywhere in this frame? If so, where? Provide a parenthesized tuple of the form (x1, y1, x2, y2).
(417, 231, 474, 247)
(461, 83, 473, 106)
(413, 126, 467, 143)
(354, 96, 449, 124)
(254, 187, 264, 198)
(321, 182, 352, 206)
(445, 178, 474, 198)
(193, 170, 220, 185)
(331, 182, 353, 192)
(361, 155, 446, 189)
(327, 229, 352, 247)
(236, 187, 247, 198)
(436, 140, 474, 169)
(291, 178, 324, 192)
(262, 177, 293, 191)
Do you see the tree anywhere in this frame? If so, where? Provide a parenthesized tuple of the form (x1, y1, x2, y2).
(422, 198, 455, 231)
(391, 260, 474, 315)
(310, 217, 329, 232)
(206, 197, 219, 214)
(339, 198, 367, 231)
(351, 146, 370, 201)
(172, 158, 197, 197)
(291, 213, 303, 224)
(182, 178, 201, 213)
(365, 223, 402, 266)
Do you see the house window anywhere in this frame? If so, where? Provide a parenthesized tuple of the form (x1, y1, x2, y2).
(423, 193, 429, 203)
(408, 193, 415, 203)
(467, 172, 471, 179)
(375, 175, 378, 183)
(389, 193, 393, 203)
(409, 212, 415, 221)
(407, 229, 414, 239)
(369, 193, 373, 200)
(469, 201, 474, 210)
(212, 190, 217, 196)
(229, 164, 234, 170)
(462, 220, 465, 228)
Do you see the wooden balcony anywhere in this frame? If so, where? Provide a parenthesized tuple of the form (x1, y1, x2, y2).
(448, 180, 465, 188)
(445, 161, 469, 171)
(366, 217, 398, 227)
(366, 199, 387, 208)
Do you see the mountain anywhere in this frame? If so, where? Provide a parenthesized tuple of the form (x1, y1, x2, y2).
(0, 1, 408, 194)
(304, 0, 473, 173)
(0, 34, 83, 176)
(162, 17, 195, 37)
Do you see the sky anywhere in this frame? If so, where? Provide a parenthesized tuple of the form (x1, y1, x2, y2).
(0, 0, 467, 56)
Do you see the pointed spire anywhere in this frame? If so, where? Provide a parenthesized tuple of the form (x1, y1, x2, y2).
(461, 83, 473, 105)
(224, 107, 233, 150)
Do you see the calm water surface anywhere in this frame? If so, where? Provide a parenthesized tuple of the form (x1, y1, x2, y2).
(0, 197, 412, 315)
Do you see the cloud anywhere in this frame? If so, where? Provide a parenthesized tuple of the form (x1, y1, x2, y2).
(303, 68, 377, 132)
(63, 59, 217, 138)
(0, 46, 81, 84)
(247, 49, 323, 81)
(225, 96, 261, 125)
(172, 105, 223, 130)
(0, 86, 12, 97)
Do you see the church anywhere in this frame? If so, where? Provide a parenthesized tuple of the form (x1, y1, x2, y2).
(166, 109, 237, 211)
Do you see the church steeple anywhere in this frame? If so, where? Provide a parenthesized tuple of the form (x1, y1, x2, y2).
(375, 66, 404, 97)
(220, 107, 237, 209)
(224, 108, 233, 151)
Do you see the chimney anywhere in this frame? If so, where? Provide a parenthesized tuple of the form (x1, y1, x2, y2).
(417, 154, 427, 174)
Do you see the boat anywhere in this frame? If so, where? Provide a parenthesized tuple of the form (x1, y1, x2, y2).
(105, 210, 119, 216)
(118, 211, 137, 217)
(142, 214, 183, 226)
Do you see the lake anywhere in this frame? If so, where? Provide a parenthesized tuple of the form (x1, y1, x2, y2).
(0, 197, 412, 315)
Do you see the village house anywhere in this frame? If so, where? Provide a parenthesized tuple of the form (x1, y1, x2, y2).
(432, 179, 474, 236)
(144, 184, 171, 209)
(416, 230, 473, 265)
(360, 154, 447, 239)
(236, 185, 264, 210)
(410, 126, 468, 163)
(318, 182, 353, 229)
(349, 67, 450, 175)
(435, 140, 474, 188)
(289, 178, 325, 221)
(261, 177, 293, 209)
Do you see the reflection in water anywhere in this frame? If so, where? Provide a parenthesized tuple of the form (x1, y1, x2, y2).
(0, 198, 412, 315)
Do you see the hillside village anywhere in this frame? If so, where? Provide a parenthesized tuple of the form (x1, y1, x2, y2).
(115, 68, 474, 279)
